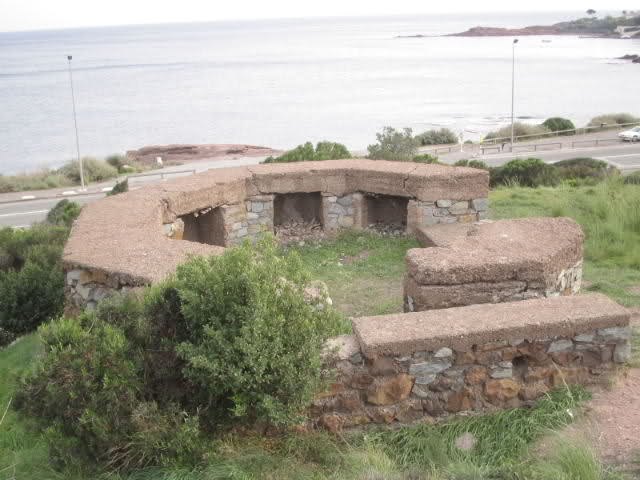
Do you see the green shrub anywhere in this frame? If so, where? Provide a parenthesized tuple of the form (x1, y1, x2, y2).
(454, 159, 490, 170)
(412, 154, 440, 164)
(542, 117, 576, 134)
(367, 127, 419, 162)
(0, 327, 16, 347)
(484, 123, 551, 141)
(490, 158, 560, 188)
(108, 178, 129, 196)
(587, 113, 639, 130)
(263, 141, 351, 164)
(17, 236, 344, 470)
(416, 128, 458, 146)
(56, 157, 118, 183)
(553, 158, 619, 185)
(0, 225, 69, 337)
(623, 171, 640, 185)
(45, 199, 82, 227)
(106, 154, 127, 170)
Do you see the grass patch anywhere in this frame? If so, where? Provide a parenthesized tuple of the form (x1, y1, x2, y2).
(490, 180, 640, 308)
(288, 230, 419, 317)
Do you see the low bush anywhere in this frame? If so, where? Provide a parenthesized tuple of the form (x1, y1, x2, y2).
(484, 122, 551, 141)
(454, 159, 490, 170)
(106, 154, 127, 170)
(416, 128, 458, 146)
(57, 157, 118, 183)
(412, 153, 440, 164)
(367, 127, 419, 162)
(490, 158, 560, 188)
(0, 221, 74, 344)
(542, 117, 576, 134)
(45, 199, 82, 227)
(108, 178, 129, 196)
(16, 236, 346, 471)
(587, 112, 639, 130)
(554, 157, 619, 185)
(623, 171, 640, 185)
(263, 141, 351, 164)
(0, 171, 70, 193)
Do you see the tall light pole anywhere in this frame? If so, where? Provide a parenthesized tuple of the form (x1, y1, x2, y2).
(67, 55, 85, 191)
(510, 39, 519, 150)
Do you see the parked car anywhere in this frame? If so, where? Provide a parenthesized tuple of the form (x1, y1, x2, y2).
(619, 126, 640, 142)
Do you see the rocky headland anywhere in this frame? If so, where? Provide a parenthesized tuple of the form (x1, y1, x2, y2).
(618, 54, 640, 63)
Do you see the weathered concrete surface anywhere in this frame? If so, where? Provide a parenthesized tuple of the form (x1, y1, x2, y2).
(406, 217, 584, 286)
(353, 294, 630, 358)
(63, 160, 488, 287)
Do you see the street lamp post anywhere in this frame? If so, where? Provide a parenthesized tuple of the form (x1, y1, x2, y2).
(67, 55, 85, 191)
(510, 39, 519, 150)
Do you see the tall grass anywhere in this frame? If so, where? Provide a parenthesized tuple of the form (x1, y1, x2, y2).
(550, 180, 640, 268)
(0, 156, 121, 193)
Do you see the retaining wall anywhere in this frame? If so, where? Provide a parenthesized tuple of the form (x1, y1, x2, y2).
(313, 294, 631, 431)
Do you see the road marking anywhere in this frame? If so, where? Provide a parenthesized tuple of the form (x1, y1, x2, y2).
(0, 209, 48, 218)
(21, 195, 36, 200)
(62, 190, 77, 195)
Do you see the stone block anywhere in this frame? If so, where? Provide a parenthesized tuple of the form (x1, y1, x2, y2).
(366, 374, 415, 406)
(614, 343, 631, 363)
(449, 201, 469, 214)
(548, 339, 574, 353)
(465, 366, 488, 385)
(598, 327, 631, 342)
(410, 360, 452, 384)
(471, 198, 489, 211)
(436, 199, 452, 207)
(484, 378, 521, 403)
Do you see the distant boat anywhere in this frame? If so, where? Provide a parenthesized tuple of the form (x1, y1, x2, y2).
(542, 39, 552, 43)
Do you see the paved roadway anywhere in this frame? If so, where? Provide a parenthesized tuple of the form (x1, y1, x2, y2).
(0, 156, 267, 228)
(2, 142, 639, 228)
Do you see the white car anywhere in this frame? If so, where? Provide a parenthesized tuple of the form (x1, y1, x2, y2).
(619, 126, 640, 142)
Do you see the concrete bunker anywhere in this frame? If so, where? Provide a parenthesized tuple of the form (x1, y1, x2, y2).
(364, 194, 408, 231)
(180, 207, 226, 246)
(274, 192, 324, 228)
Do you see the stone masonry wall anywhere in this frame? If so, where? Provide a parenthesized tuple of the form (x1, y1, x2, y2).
(405, 261, 583, 313)
(407, 198, 489, 231)
(66, 268, 139, 311)
(313, 322, 630, 432)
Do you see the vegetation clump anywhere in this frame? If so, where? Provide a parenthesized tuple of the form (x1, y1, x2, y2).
(0, 156, 121, 193)
(367, 127, 419, 162)
(454, 159, 490, 170)
(45, 199, 82, 227)
(542, 116, 576, 134)
(587, 112, 639, 130)
(489, 158, 560, 188)
(107, 178, 129, 196)
(416, 128, 458, 146)
(412, 153, 440, 164)
(0, 228, 68, 343)
(16, 236, 346, 471)
(263, 141, 351, 163)
(484, 122, 551, 141)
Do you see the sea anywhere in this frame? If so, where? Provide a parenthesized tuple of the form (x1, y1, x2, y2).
(1, 11, 639, 174)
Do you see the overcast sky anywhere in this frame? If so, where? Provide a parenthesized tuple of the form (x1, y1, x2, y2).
(0, 0, 632, 32)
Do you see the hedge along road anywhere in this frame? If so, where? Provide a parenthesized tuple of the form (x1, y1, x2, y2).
(439, 142, 640, 171)
(0, 155, 270, 228)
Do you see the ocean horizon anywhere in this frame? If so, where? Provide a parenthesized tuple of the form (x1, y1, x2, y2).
(1, 11, 638, 174)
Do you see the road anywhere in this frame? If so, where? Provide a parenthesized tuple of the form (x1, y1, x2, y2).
(2, 141, 639, 228)
(0, 156, 267, 228)
(440, 142, 640, 171)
